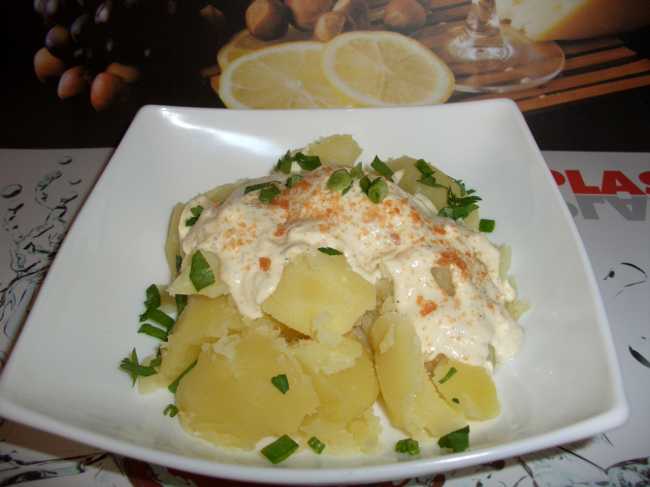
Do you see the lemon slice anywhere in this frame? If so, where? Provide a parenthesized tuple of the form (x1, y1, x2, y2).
(322, 31, 455, 107)
(217, 28, 310, 70)
(218, 41, 355, 109)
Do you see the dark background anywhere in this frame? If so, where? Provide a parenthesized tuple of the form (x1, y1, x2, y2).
(1, 2, 649, 151)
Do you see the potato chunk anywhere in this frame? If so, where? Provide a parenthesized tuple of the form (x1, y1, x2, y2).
(176, 325, 319, 449)
(432, 357, 500, 420)
(167, 250, 228, 298)
(300, 408, 381, 453)
(370, 313, 465, 438)
(262, 252, 376, 338)
(293, 336, 378, 424)
(305, 134, 362, 167)
(159, 295, 245, 384)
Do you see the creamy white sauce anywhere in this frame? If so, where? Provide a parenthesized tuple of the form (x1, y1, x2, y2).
(180, 167, 522, 368)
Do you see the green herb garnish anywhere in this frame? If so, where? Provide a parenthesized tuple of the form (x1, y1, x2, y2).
(144, 284, 161, 310)
(259, 184, 281, 204)
(370, 156, 394, 181)
(276, 151, 293, 174)
(119, 349, 157, 386)
(438, 366, 457, 384)
(185, 205, 203, 227)
(175, 255, 182, 273)
(359, 175, 371, 194)
(479, 219, 495, 233)
(452, 398, 460, 404)
(271, 374, 289, 394)
(285, 174, 303, 188)
(140, 308, 175, 330)
(244, 181, 277, 194)
(326, 169, 353, 193)
(415, 159, 433, 176)
(176, 294, 188, 316)
(138, 323, 168, 341)
(350, 163, 364, 179)
(189, 251, 215, 291)
(418, 174, 445, 189)
(367, 178, 388, 204)
(438, 186, 481, 220)
(308, 436, 326, 454)
(163, 404, 179, 417)
(168, 360, 197, 394)
(438, 425, 470, 453)
(294, 152, 321, 171)
(318, 247, 343, 256)
(261, 435, 299, 464)
(395, 438, 420, 456)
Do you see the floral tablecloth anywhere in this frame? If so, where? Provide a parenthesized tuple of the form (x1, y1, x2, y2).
(0, 149, 648, 487)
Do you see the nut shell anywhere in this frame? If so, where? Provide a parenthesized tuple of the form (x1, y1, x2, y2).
(286, 0, 334, 31)
(383, 0, 427, 31)
(333, 0, 369, 29)
(246, 0, 289, 40)
(313, 11, 347, 41)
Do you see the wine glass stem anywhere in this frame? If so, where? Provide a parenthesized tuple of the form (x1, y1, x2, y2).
(464, 0, 503, 45)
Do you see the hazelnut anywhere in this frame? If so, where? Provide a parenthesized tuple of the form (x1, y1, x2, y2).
(34, 47, 65, 82)
(313, 11, 347, 41)
(333, 0, 369, 29)
(285, 0, 334, 31)
(57, 65, 88, 99)
(383, 0, 426, 31)
(106, 62, 141, 83)
(90, 72, 125, 111)
(246, 0, 289, 40)
(45, 25, 71, 59)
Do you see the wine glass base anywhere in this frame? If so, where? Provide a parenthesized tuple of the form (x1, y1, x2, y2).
(431, 24, 565, 94)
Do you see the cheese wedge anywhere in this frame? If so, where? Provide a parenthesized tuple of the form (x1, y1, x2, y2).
(496, 0, 650, 41)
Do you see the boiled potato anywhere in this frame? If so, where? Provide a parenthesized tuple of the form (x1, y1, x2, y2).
(293, 336, 378, 424)
(305, 134, 362, 167)
(176, 324, 319, 449)
(300, 408, 380, 453)
(159, 295, 246, 384)
(432, 356, 500, 420)
(370, 313, 465, 438)
(262, 252, 376, 339)
(165, 203, 184, 278)
(204, 182, 237, 205)
(167, 250, 228, 298)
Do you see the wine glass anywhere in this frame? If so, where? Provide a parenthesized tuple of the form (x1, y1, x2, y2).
(429, 0, 565, 93)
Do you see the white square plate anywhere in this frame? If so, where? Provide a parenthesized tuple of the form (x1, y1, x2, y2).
(0, 101, 628, 485)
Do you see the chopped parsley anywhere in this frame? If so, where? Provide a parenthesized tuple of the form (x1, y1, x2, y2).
(163, 404, 179, 417)
(294, 152, 321, 171)
(452, 398, 460, 404)
(438, 425, 470, 453)
(138, 323, 168, 341)
(276, 151, 293, 174)
(271, 374, 289, 394)
(326, 169, 352, 193)
(285, 174, 303, 188)
(438, 366, 458, 384)
(144, 284, 161, 310)
(370, 156, 394, 181)
(185, 205, 203, 227)
(438, 181, 482, 221)
(259, 184, 281, 204)
(479, 219, 495, 233)
(318, 247, 343, 256)
(168, 360, 197, 394)
(261, 435, 299, 464)
(395, 438, 420, 456)
(308, 436, 326, 454)
(119, 349, 157, 386)
(189, 251, 215, 291)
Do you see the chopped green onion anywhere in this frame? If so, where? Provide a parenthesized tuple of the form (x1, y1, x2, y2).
(168, 360, 197, 394)
(285, 174, 303, 188)
(163, 404, 179, 417)
(185, 205, 203, 227)
(438, 366, 457, 384)
(271, 374, 289, 394)
(244, 181, 277, 194)
(367, 178, 388, 204)
(452, 398, 460, 404)
(189, 251, 215, 291)
(318, 247, 343, 256)
(307, 436, 326, 454)
(259, 184, 281, 204)
(176, 294, 188, 317)
(144, 284, 161, 310)
(326, 169, 352, 193)
(276, 151, 293, 174)
(119, 349, 157, 386)
(395, 438, 420, 456)
(438, 425, 470, 453)
(370, 156, 394, 181)
(294, 152, 321, 171)
(479, 219, 496, 233)
(175, 255, 182, 273)
(138, 323, 168, 341)
(359, 175, 371, 194)
(415, 159, 433, 176)
(142, 308, 175, 330)
(350, 163, 364, 179)
(261, 435, 299, 464)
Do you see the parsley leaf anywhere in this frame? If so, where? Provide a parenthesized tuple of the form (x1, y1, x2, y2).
(294, 152, 321, 171)
(395, 438, 420, 455)
(189, 251, 215, 291)
(163, 404, 179, 417)
(276, 151, 293, 174)
(479, 219, 495, 232)
(144, 284, 161, 310)
(119, 349, 157, 386)
(438, 425, 470, 453)
(259, 184, 281, 204)
(185, 205, 203, 227)
(285, 174, 303, 188)
(271, 374, 289, 394)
